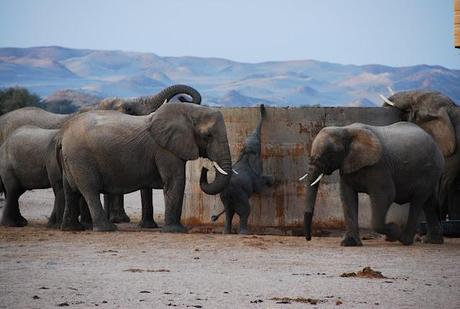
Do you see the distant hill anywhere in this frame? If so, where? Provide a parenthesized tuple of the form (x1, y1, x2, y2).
(1, 46, 459, 107)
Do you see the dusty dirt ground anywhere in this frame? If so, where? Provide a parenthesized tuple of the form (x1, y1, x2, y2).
(0, 190, 459, 308)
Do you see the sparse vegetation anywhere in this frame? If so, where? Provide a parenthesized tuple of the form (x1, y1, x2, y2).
(0, 87, 41, 115)
(44, 99, 78, 114)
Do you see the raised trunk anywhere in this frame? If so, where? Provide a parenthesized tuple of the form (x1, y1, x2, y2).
(141, 84, 202, 113)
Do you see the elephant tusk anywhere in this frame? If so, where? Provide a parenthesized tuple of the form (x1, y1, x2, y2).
(163, 99, 168, 104)
(213, 161, 228, 175)
(232, 169, 239, 175)
(387, 86, 395, 95)
(310, 173, 323, 186)
(379, 94, 396, 107)
(298, 172, 308, 181)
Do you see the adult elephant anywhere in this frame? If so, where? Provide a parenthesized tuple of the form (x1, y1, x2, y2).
(58, 103, 231, 232)
(301, 122, 444, 246)
(0, 126, 63, 227)
(0, 84, 202, 226)
(211, 104, 274, 234)
(380, 90, 460, 220)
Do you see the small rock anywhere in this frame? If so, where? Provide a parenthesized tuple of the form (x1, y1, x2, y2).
(139, 291, 151, 293)
(32, 295, 40, 300)
(336, 300, 343, 305)
(57, 302, 69, 307)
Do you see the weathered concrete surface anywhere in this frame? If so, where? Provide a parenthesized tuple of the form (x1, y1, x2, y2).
(183, 107, 407, 234)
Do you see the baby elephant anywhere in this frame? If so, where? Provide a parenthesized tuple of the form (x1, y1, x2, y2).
(0, 126, 63, 227)
(302, 122, 444, 246)
(211, 104, 274, 234)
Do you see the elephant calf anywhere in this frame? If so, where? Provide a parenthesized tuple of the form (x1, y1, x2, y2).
(0, 126, 63, 227)
(302, 122, 445, 246)
(211, 104, 274, 234)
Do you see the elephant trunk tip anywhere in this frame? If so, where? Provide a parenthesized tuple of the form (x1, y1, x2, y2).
(304, 212, 313, 241)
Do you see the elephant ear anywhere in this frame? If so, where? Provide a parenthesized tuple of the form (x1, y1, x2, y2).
(342, 127, 382, 174)
(150, 107, 199, 161)
(416, 107, 456, 157)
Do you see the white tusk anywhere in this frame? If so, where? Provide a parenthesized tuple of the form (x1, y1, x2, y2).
(163, 99, 168, 104)
(232, 169, 239, 175)
(298, 172, 308, 181)
(310, 173, 323, 186)
(379, 94, 395, 106)
(387, 86, 395, 95)
(213, 161, 228, 175)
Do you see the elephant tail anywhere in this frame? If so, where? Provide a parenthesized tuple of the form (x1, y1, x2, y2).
(211, 209, 226, 222)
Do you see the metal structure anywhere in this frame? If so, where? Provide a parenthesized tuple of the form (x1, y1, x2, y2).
(182, 106, 410, 235)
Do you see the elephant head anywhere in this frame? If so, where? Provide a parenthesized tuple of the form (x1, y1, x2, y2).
(381, 90, 457, 156)
(111, 84, 202, 115)
(150, 103, 232, 195)
(302, 125, 382, 240)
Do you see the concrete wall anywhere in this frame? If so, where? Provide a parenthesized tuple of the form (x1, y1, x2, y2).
(182, 107, 408, 235)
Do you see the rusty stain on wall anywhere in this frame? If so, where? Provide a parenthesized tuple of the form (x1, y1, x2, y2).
(183, 107, 401, 234)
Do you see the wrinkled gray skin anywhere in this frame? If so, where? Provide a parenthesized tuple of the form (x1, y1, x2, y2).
(59, 103, 231, 232)
(0, 85, 202, 227)
(0, 126, 63, 227)
(211, 105, 274, 234)
(303, 122, 444, 246)
(81, 84, 202, 226)
(382, 90, 460, 220)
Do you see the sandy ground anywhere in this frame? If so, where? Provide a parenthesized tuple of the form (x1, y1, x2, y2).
(0, 189, 459, 308)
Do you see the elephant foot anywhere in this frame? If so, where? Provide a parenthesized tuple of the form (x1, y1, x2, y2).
(161, 224, 188, 233)
(383, 223, 401, 241)
(340, 235, 363, 247)
(109, 213, 130, 223)
(0, 215, 27, 227)
(93, 221, 117, 232)
(223, 227, 232, 234)
(139, 220, 159, 229)
(399, 234, 415, 246)
(422, 234, 444, 244)
(47, 219, 61, 229)
(239, 228, 249, 235)
(61, 221, 85, 231)
(81, 221, 93, 230)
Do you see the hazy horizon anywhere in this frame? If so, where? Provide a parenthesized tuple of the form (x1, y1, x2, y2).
(1, 0, 458, 69)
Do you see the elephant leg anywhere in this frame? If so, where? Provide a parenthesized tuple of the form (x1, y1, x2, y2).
(104, 194, 130, 223)
(236, 199, 251, 235)
(223, 206, 235, 234)
(0, 183, 26, 227)
(140, 189, 158, 228)
(79, 199, 92, 229)
(339, 180, 362, 246)
(422, 195, 444, 244)
(399, 198, 425, 245)
(369, 192, 400, 241)
(161, 167, 187, 233)
(80, 189, 117, 232)
(61, 177, 85, 231)
(47, 183, 65, 229)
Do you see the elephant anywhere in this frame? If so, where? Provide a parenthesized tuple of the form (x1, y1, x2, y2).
(380, 90, 460, 220)
(92, 84, 201, 116)
(210, 104, 274, 234)
(58, 102, 232, 232)
(301, 122, 445, 246)
(0, 126, 63, 227)
(0, 84, 202, 226)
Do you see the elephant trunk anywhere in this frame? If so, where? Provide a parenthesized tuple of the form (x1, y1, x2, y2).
(200, 151, 232, 195)
(304, 169, 322, 241)
(145, 84, 202, 112)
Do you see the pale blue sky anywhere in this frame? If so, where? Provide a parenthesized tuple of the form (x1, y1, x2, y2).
(1, 0, 458, 68)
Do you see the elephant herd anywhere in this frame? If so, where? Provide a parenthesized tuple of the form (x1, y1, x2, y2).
(0, 85, 458, 247)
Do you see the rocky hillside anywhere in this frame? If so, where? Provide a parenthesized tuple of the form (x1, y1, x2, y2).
(1, 46, 459, 107)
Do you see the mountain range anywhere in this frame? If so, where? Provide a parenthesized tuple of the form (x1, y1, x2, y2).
(1, 46, 459, 107)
